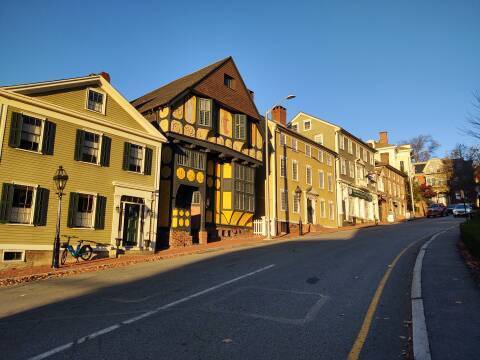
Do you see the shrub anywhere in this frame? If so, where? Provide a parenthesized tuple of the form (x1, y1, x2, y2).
(460, 213, 480, 259)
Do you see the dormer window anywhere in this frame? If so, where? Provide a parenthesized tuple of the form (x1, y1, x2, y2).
(304, 120, 311, 131)
(197, 98, 212, 127)
(86, 88, 106, 114)
(224, 74, 235, 89)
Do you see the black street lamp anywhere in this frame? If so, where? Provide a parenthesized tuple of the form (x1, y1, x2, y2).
(52, 166, 68, 268)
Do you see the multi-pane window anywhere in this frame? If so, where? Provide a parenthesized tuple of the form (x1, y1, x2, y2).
(234, 164, 255, 212)
(19, 115, 42, 152)
(87, 89, 105, 113)
(304, 120, 311, 130)
(128, 144, 144, 173)
(177, 148, 205, 170)
(326, 154, 332, 166)
(281, 190, 288, 211)
(318, 149, 324, 163)
(315, 134, 323, 145)
(327, 174, 333, 192)
(280, 133, 286, 146)
(356, 144, 360, 158)
(192, 191, 201, 205)
(339, 135, 344, 150)
(292, 161, 298, 181)
(349, 161, 354, 178)
(293, 193, 300, 213)
(348, 139, 353, 154)
(10, 185, 34, 224)
(319, 171, 325, 189)
(329, 201, 335, 220)
(363, 149, 368, 162)
(320, 200, 326, 218)
(292, 139, 298, 151)
(74, 194, 95, 228)
(341, 158, 347, 175)
(291, 124, 298, 132)
(306, 166, 312, 185)
(234, 114, 247, 140)
(280, 156, 286, 177)
(82, 131, 100, 163)
(305, 144, 311, 157)
(198, 98, 212, 127)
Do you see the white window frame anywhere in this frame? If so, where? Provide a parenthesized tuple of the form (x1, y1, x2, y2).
(339, 135, 345, 150)
(72, 192, 98, 229)
(292, 160, 298, 181)
(329, 201, 335, 220)
(314, 134, 323, 145)
(2, 250, 26, 262)
(320, 200, 326, 218)
(318, 170, 325, 189)
(280, 190, 288, 211)
(293, 192, 300, 213)
(292, 138, 298, 151)
(291, 124, 298, 132)
(85, 88, 107, 115)
(348, 139, 353, 154)
(318, 149, 324, 163)
(7, 182, 39, 226)
(127, 141, 146, 174)
(356, 144, 360, 159)
(327, 173, 333, 192)
(280, 156, 287, 178)
(15, 111, 46, 155)
(306, 166, 312, 185)
(304, 120, 311, 131)
(80, 128, 104, 166)
(326, 154, 332, 166)
(305, 144, 311, 157)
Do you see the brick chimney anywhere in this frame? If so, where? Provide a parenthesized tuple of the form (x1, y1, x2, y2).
(379, 131, 388, 145)
(99, 72, 111, 83)
(271, 105, 287, 126)
(380, 152, 390, 164)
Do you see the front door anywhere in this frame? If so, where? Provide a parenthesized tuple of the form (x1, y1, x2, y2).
(123, 203, 140, 247)
(307, 199, 314, 224)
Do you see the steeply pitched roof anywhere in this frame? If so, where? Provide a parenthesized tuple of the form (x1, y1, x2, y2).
(131, 57, 229, 113)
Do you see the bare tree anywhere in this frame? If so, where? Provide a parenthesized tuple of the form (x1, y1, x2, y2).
(399, 134, 440, 162)
(466, 91, 480, 141)
(449, 143, 480, 165)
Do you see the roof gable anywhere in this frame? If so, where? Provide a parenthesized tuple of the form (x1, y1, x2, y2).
(2, 76, 166, 142)
(132, 57, 261, 120)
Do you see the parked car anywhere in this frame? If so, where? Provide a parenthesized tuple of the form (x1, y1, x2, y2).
(426, 203, 447, 218)
(446, 204, 456, 215)
(452, 204, 475, 217)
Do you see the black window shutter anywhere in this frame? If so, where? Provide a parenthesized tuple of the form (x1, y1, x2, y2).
(74, 130, 85, 161)
(8, 112, 23, 148)
(94, 195, 107, 230)
(67, 192, 79, 228)
(123, 142, 131, 170)
(33, 187, 50, 226)
(0, 183, 14, 223)
(144, 147, 153, 175)
(100, 135, 111, 167)
(42, 120, 56, 155)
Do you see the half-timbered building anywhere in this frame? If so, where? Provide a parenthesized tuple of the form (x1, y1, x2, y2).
(132, 57, 263, 249)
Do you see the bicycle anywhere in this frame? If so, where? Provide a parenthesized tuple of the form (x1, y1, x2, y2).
(61, 235, 93, 265)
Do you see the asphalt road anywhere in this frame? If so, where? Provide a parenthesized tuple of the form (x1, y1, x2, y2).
(0, 217, 461, 360)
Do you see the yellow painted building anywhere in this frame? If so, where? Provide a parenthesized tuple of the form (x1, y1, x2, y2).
(0, 74, 166, 267)
(266, 107, 338, 235)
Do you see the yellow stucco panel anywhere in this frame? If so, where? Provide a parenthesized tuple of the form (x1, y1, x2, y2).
(222, 192, 232, 209)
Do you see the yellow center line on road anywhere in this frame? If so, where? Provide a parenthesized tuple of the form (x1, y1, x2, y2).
(347, 239, 421, 360)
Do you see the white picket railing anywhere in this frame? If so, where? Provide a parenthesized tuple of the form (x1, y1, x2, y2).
(253, 217, 275, 236)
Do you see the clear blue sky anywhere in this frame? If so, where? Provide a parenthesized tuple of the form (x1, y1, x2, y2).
(1, 0, 479, 155)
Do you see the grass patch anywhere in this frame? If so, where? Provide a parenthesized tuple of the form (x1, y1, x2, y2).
(460, 214, 480, 259)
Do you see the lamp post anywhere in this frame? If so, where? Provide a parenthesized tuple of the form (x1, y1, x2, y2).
(52, 166, 69, 269)
(264, 94, 296, 240)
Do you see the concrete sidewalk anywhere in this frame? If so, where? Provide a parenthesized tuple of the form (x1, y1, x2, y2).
(421, 227, 480, 359)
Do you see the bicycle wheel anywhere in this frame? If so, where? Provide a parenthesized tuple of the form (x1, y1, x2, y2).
(61, 249, 68, 265)
(80, 245, 93, 261)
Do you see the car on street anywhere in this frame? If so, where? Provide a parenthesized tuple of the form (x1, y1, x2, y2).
(426, 203, 447, 218)
(452, 204, 475, 217)
(446, 204, 456, 215)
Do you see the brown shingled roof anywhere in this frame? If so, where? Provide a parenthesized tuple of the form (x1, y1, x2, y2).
(131, 57, 230, 113)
